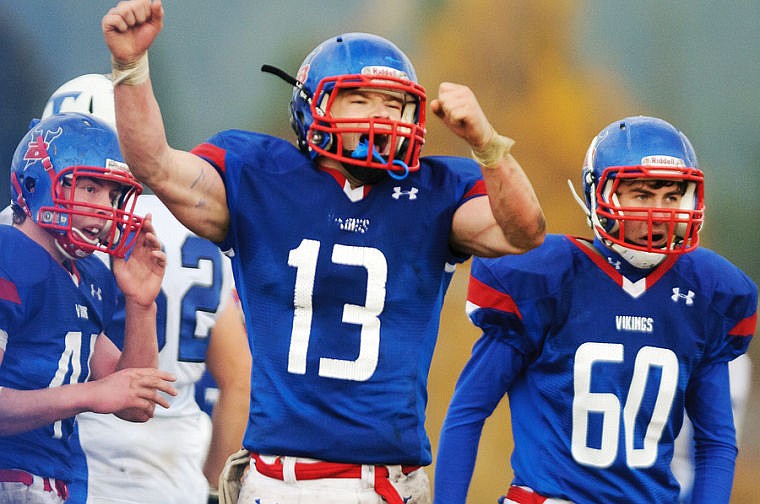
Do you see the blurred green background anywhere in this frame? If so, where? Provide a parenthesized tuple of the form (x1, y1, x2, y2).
(1, 1, 758, 502)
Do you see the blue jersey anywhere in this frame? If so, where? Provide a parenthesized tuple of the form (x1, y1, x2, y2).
(0, 225, 118, 484)
(435, 234, 757, 504)
(191, 130, 483, 465)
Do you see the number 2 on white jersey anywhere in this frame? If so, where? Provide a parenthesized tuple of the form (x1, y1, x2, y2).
(571, 342, 678, 468)
(287, 239, 387, 382)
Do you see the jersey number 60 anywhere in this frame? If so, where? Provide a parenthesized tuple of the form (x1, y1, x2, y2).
(571, 342, 678, 468)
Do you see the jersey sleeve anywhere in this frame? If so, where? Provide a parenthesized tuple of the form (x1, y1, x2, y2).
(434, 334, 528, 504)
(434, 242, 565, 504)
(0, 273, 23, 352)
(420, 155, 487, 264)
(465, 236, 568, 359)
(685, 361, 737, 504)
(190, 130, 250, 253)
(423, 155, 486, 207)
(702, 258, 757, 363)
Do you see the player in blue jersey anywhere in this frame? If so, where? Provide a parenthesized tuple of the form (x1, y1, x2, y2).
(102, 1, 546, 503)
(36, 73, 251, 504)
(0, 112, 176, 503)
(434, 116, 758, 504)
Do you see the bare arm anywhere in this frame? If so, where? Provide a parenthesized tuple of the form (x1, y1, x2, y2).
(102, 0, 229, 241)
(431, 82, 545, 257)
(202, 294, 251, 489)
(0, 351, 176, 435)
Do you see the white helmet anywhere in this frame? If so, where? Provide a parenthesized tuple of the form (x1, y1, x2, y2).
(41, 73, 115, 129)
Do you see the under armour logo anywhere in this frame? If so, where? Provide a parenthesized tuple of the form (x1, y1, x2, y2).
(671, 287, 695, 305)
(91, 284, 102, 301)
(392, 186, 418, 200)
(607, 257, 621, 270)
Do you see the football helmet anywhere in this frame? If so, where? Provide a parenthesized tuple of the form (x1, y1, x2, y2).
(10, 112, 143, 259)
(41, 73, 116, 129)
(577, 116, 704, 268)
(289, 32, 427, 180)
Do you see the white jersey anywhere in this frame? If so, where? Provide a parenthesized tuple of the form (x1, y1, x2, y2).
(78, 194, 234, 504)
(0, 205, 12, 225)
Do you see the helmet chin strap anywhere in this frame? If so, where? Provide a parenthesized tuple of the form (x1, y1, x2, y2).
(54, 233, 92, 260)
(53, 224, 112, 261)
(341, 162, 388, 185)
(608, 240, 666, 269)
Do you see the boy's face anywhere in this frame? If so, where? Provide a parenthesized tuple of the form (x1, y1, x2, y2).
(329, 87, 405, 155)
(62, 175, 124, 245)
(614, 179, 686, 249)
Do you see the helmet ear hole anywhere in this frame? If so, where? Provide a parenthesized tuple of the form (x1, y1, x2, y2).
(24, 177, 35, 193)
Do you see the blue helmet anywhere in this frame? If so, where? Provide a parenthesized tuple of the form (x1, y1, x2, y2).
(10, 112, 144, 259)
(289, 32, 426, 177)
(580, 116, 704, 268)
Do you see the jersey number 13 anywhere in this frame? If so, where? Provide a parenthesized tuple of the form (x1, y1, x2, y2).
(286, 239, 387, 382)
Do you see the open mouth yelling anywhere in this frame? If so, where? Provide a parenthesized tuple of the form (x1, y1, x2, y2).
(76, 224, 107, 245)
(359, 134, 391, 157)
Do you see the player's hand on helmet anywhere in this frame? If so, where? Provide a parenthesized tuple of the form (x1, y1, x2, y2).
(88, 367, 177, 422)
(112, 213, 167, 308)
(431, 82, 495, 149)
(102, 0, 164, 64)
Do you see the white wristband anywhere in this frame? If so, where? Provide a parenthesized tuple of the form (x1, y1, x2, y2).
(111, 53, 150, 86)
(471, 129, 516, 168)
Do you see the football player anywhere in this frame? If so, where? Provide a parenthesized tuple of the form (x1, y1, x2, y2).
(101, 1, 546, 503)
(434, 116, 757, 504)
(38, 73, 250, 504)
(0, 112, 175, 503)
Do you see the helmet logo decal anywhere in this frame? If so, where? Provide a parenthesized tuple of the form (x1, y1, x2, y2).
(48, 91, 84, 115)
(23, 127, 63, 174)
(296, 64, 310, 86)
(106, 158, 130, 173)
(640, 155, 686, 167)
(361, 66, 408, 80)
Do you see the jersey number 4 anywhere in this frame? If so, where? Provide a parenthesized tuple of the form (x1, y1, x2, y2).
(571, 342, 678, 468)
(48, 331, 97, 439)
(287, 239, 387, 382)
